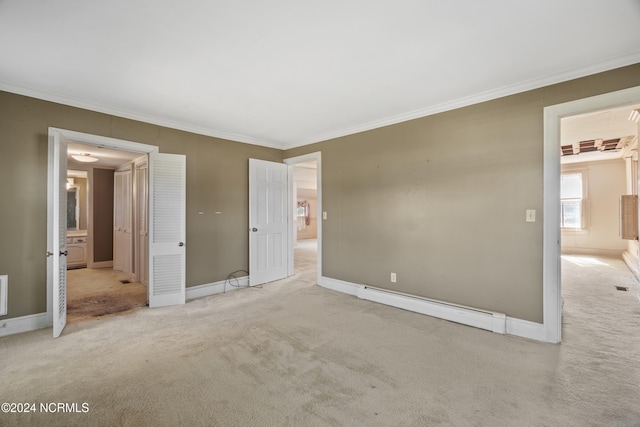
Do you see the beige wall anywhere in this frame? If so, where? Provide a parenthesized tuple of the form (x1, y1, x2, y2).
(2, 64, 640, 324)
(93, 168, 115, 263)
(0, 91, 281, 319)
(561, 159, 628, 256)
(286, 64, 640, 323)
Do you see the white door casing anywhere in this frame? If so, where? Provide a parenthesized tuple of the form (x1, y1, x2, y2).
(47, 128, 185, 337)
(48, 130, 68, 338)
(284, 152, 322, 281)
(148, 152, 186, 307)
(249, 159, 289, 286)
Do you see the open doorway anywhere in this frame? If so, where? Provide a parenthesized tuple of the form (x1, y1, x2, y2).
(558, 103, 640, 339)
(293, 161, 318, 274)
(284, 152, 322, 280)
(65, 142, 148, 323)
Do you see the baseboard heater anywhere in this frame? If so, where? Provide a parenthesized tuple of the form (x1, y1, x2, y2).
(357, 285, 506, 334)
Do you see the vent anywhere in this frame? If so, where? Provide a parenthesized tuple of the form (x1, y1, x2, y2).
(0, 275, 7, 316)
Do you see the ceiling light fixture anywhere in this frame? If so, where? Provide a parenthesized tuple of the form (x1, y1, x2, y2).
(71, 153, 99, 163)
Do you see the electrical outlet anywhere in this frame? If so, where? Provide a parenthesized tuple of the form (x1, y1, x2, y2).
(526, 209, 536, 222)
(390, 272, 397, 283)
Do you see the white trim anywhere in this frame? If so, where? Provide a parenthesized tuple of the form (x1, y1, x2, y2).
(0, 275, 7, 316)
(357, 286, 506, 334)
(0, 312, 51, 338)
(318, 276, 359, 296)
(186, 276, 249, 300)
(622, 250, 640, 282)
(543, 85, 640, 344)
(1, 83, 280, 149)
(89, 261, 114, 269)
(317, 276, 553, 340)
(294, 53, 640, 148)
(6, 54, 640, 151)
(284, 152, 322, 284)
(505, 317, 546, 342)
(46, 128, 160, 327)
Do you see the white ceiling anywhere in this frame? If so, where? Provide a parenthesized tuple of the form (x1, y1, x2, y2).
(67, 141, 143, 169)
(2, 1, 640, 150)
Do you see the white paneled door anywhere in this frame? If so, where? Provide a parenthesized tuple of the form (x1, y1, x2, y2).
(48, 130, 68, 338)
(148, 152, 186, 307)
(114, 169, 133, 275)
(249, 159, 289, 286)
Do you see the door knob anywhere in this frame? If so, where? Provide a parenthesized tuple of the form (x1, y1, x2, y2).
(252, 228, 258, 232)
(60, 250, 68, 256)
(179, 242, 184, 247)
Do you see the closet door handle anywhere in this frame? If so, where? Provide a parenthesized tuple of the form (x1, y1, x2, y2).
(60, 250, 68, 256)
(179, 242, 184, 247)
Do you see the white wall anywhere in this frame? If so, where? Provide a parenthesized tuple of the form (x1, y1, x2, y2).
(561, 159, 627, 256)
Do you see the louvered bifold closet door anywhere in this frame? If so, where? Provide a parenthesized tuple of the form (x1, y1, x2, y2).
(148, 152, 186, 308)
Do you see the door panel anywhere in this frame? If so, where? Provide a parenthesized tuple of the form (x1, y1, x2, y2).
(114, 169, 133, 275)
(249, 159, 288, 286)
(48, 130, 67, 338)
(148, 152, 186, 307)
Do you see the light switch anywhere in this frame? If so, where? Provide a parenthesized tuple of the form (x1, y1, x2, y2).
(323, 212, 327, 220)
(526, 209, 536, 222)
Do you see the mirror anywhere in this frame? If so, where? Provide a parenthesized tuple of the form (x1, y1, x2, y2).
(67, 187, 79, 229)
(67, 170, 88, 232)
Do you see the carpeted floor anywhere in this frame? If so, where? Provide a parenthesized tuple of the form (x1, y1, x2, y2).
(0, 254, 638, 426)
(66, 268, 147, 323)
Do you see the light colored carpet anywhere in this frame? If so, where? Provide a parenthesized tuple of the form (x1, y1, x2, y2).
(0, 255, 639, 426)
(295, 238, 317, 274)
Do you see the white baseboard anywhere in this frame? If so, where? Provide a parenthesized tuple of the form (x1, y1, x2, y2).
(88, 261, 114, 269)
(319, 276, 549, 341)
(0, 312, 51, 338)
(186, 276, 249, 300)
(318, 276, 360, 296)
(0, 276, 249, 338)
(357, 285, 506, 334)
(561, 247, 624, 257)
(505, 317, 546, 341)
(622, 250, 640, 281)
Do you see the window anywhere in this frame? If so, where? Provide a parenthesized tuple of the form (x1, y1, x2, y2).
(561, 173, 583, 229)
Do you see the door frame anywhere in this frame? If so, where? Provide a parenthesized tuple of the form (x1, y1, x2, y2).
(543, 85, 640, 343)
(46, 128, 158, 326)
(284, 152, 322, 282)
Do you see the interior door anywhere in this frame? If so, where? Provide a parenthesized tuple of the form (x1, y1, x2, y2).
(48, 130, 68, 338)
(136, 161, 149, 286)
(148, 152, 186, 307)
(249, 159, 289, 286)
(114, 168, 133, 275)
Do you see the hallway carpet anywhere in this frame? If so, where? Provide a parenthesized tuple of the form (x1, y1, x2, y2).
(0, 255, 638, 426)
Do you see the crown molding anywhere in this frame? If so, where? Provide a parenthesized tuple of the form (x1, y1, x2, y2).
(0, 81, 286, 149)
(285, 52, 640, 149)
(3, 50, 640, 151)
